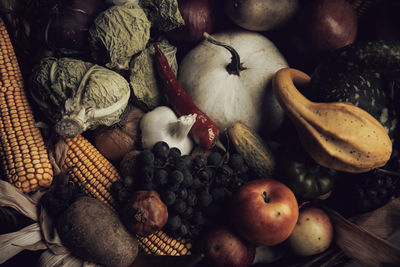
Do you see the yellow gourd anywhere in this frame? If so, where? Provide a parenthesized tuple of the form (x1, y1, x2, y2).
(272, 68, 392, 173)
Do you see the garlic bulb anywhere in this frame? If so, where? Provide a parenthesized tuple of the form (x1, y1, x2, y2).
(140, 106, 195, 155)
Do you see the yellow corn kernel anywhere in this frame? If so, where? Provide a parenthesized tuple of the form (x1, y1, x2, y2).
(63, 135, 121, 208)
(0, 18, 53, 193)
(137, 231, 192, 256)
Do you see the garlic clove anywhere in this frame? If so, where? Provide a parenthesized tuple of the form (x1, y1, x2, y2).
(169, 114, 197, 140)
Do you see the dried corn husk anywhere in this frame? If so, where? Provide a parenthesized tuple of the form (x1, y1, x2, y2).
(353, 197, 400, 239)
(0, 223, 44, 263)
(0, 206, 34, 234)
(38, 251, 94, 267)
(0, 179, 40, 221)
(0, 180, 95, 265)
(326, 207, 400, 266)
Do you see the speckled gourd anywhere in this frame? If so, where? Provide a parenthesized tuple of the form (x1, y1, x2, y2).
(307, 41, 400, 140)
(272, 68, 392, 173)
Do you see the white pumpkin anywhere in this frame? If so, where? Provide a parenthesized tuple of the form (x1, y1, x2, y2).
(178, 30, 288, 132)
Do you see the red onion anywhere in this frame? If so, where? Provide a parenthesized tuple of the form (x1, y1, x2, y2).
(285, 0, 357, 71)
(94, 105, 144, 162)
(94, 127, 135, 162)
(45, 0, 106, 55)
(166, 0, 217, 45)
(302, 0, 358, 54)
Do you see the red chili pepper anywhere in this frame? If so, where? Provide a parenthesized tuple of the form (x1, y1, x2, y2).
(154, 45, 220, 150)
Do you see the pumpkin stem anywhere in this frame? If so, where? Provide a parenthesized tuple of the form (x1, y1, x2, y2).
(203, 32, 246, 76)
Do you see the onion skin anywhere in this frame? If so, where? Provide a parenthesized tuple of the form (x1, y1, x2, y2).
(94, 128, 135, 162)
(166, 0, 217, 45)
(94, 105, 144, 162)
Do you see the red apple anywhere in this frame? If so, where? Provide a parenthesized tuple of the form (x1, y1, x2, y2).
(287, 207, 333, 256)
(230, 179, 299, 246)
(202, 225, 256, 267)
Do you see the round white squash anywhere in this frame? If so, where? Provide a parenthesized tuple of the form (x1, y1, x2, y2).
(178, 30, 288, 132)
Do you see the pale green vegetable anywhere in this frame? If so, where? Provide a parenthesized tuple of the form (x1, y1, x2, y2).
(139, 0, 184, 31)
(30, 57, 131, 138)
(129, 37, 178, 109)
(89, 2, 151, 70)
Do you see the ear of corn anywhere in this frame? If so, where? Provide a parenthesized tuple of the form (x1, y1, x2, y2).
(0, 18, 53, 193)
(0, 17, 191, 257)
(138, 230, 192, 256)
(63, 134, 121, 208)
(63, 135, 191, 255)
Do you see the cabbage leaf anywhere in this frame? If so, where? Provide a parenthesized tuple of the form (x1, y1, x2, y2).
(139, 0, 184, 32)
(129, 37, 178, 110)
(89, 2, 151, 70)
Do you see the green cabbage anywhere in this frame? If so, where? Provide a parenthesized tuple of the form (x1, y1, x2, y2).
(139, 0, 184, 31)
(30, 57, 131, 138)
(129, 37, 178, 109)
(89, 2, 151, 70)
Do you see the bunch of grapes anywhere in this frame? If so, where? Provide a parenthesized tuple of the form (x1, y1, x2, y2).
(128, 141, 251, 239)
(353, 171, 400, 213)
(327, 169, 400, 217)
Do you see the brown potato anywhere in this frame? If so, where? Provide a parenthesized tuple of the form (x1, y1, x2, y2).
(224, 0, 299, 31)
(57, 196, 138, 267)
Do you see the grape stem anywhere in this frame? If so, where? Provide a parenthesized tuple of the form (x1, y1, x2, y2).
(215, 138, 227, 153)
(376, 168, 400, 177)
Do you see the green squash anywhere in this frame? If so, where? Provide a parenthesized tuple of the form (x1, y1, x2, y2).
(275, 144, 336, 200)
(306, 41, 400, 140)
(30, 57, 131, 138)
